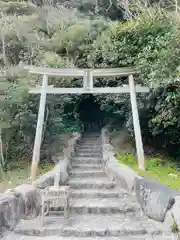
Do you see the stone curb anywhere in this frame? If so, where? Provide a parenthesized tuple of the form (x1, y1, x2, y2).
(0, 132, 81, 237)
(0, 184, 40, 237)
(101, 127, 179, 227)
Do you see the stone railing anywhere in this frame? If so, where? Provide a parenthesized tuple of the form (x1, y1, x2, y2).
(0, 132, 81, 237)
(34, 132, 81, 189)
(101, 127, 180, 231)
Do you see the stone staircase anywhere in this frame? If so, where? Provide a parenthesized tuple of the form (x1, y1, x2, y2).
(4, 132, 169, 240)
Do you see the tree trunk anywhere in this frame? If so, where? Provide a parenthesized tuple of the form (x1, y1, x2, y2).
(1, 33, 7, 67)
(0, 129, 5, 178)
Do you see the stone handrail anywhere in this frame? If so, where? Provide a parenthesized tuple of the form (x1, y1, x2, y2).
(101, 127, 180, 231)
(0, 132, 81, 237)
(34, 132, 81, 189)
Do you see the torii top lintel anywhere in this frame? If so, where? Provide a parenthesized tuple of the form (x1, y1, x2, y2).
(26, 66, 149, 94)
(25, 66, 138, 77)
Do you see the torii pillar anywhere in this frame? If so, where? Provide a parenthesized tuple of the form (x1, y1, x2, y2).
(31, 74, 48, 182)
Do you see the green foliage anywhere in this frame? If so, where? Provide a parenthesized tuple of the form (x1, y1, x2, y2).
(90, 9, 180, 86)
(146, 157, 165, 168)
(171, 213, 180, 233)
(87, 8, 180, 158)
(116, 152, 137, 167)
(61, 0, 125, 20)
(117, 152, 180, 189)
(0, 1, 37, 15)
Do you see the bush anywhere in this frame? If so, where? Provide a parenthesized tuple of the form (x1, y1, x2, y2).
(88, 9, 180, 158)
(147, 157, 165, 168)
(116, 152, 137, 167)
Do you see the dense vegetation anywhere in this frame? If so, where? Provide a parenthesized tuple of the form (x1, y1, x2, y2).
(116, 152, 180, 189)
(0, 0, 180, 177)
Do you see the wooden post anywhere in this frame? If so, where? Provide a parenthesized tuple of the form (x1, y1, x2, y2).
(31, 74, 48, 182)
(129, 75, 145, 171)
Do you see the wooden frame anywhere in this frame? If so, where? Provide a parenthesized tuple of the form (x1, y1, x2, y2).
(26, 66, 149, 181)
(40, 186, 70, 226)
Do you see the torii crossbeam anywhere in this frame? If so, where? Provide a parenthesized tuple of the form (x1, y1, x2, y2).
(26, 66, 149, 181)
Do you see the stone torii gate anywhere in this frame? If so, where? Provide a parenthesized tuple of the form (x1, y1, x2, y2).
(26, 66, 149, 181)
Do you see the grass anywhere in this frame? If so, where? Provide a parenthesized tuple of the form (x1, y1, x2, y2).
(0, 132, 72, 193)
(116, 152, 180, 190)
(0, 160, 54, 193)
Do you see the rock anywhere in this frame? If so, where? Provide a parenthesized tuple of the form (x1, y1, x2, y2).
(14, 184, 41, 220)
(0, 185, 40, 237)
(0, 191, 23, 236)
(135, 178, 175, 222)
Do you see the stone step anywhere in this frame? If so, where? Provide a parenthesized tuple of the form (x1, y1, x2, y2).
(80, 141, 101, 146)
(68, 178, 116, 189)
(80, 139, 101, 141)
(81, 137, 101, 141)
(76, 145, 101, 149)
(81, 136, 101, 139)
(75, 153, 102, 158)
(69, 198, 138, 214)
(79, 142, 101, 146)
(83, 133, 100, 135)
(75, 149, 101, 154)
(69, 170, 106, 178)
(3, 234, 167, 240)
(78, 145, 101, 149)
(77, 143, 102, 149)
(14, 214, 164, 237)
(76, 148, 101, 152)
(73, 156, 102, 160)
(70, 189, 128, 198)
(76, 147, 102, 153)
(82, 134, 101, 137)
(76, 147, 101, 151)
(71, 164, 102, 170)
(72, 161, 102, 166)
(72, 157, 102, 164)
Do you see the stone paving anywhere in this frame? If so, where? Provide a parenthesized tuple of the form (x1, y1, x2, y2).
(3, 132, 174, 239)
(3, 234, 180, 240)
(3, 234, 179, 240)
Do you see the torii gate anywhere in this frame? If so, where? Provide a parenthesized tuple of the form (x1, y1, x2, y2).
(26, 66, 149, 181)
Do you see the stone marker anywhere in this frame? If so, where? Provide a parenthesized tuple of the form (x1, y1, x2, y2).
(135, 178, 175, 222)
